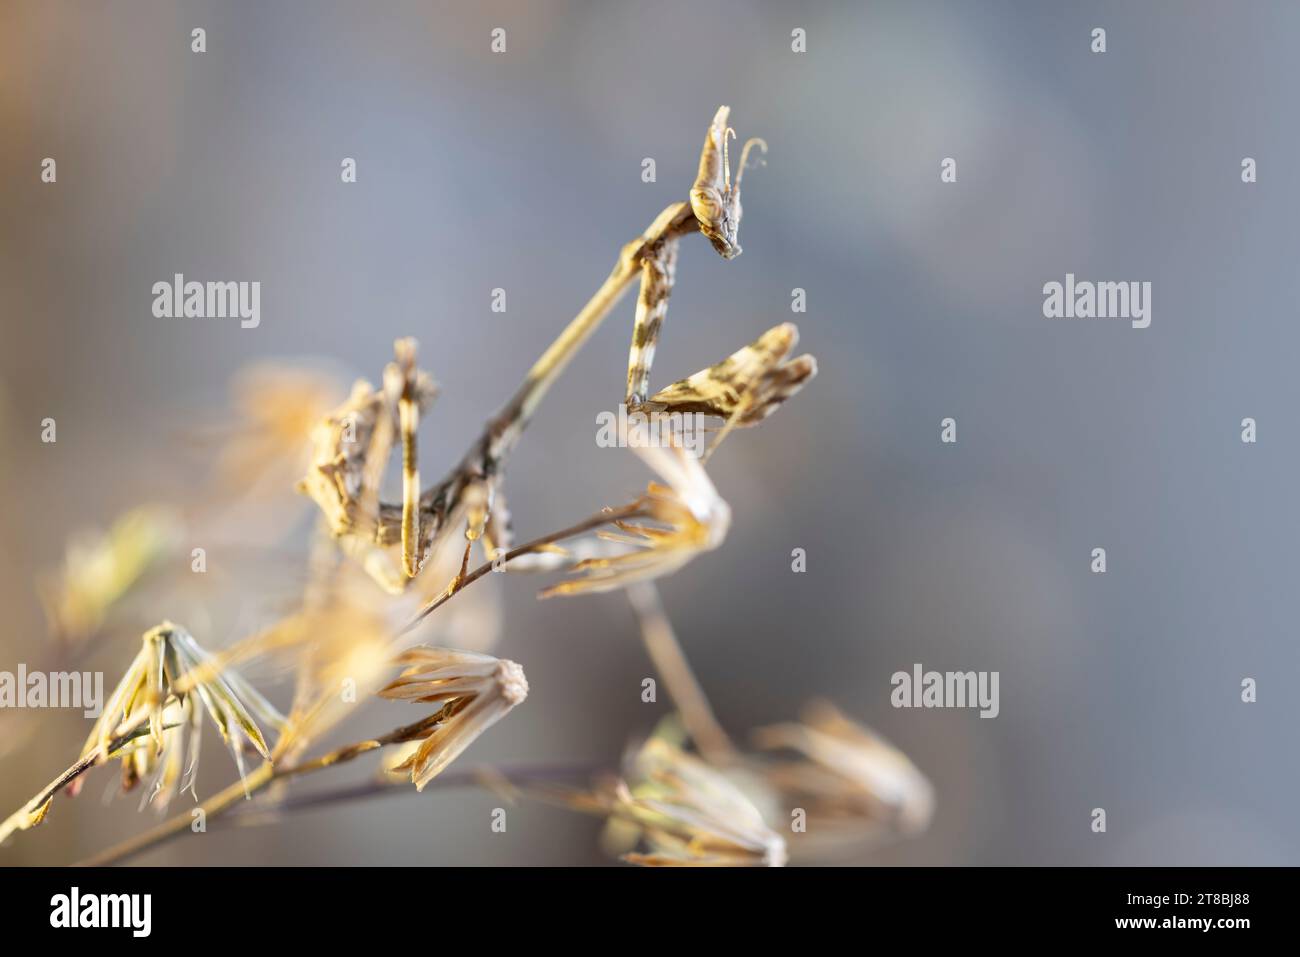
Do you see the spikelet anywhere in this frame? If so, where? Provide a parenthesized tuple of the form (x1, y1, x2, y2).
(79, 622, 284, 810)
(378, 646, 528, 790)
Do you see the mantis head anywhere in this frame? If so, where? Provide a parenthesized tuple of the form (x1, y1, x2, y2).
(689, 106, 767, 259)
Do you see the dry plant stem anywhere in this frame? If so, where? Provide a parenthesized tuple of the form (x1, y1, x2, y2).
(80, 706, 459, 866)
(221, 761, 603, 824)
(400, 502, 651, 633)
(626, 581, 737, 761)
(277, 710, 450, 778)
(0, 714, 155, 845)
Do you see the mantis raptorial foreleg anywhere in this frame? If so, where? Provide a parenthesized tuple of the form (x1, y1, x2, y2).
(623, 107, 808, 459)
(648, 323, 816, 425)
(626, 239, 678, 407)
(625, 107, 768, 408)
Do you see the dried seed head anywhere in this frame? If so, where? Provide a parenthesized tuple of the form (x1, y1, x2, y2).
(556, 737, 786, 867)
(539, 438, 730, 597)
(690, 105, 767, 259)
(752, 701, 934, 857)
(494, 659, 529, 706)
(80, 622, 285, 811)
(378, 646, 528, 790)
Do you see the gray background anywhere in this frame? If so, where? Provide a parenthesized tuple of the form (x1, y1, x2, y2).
(1, 0, 1296, 865)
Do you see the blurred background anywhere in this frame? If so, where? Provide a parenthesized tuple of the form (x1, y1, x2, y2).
(1, 0, 1297, 865)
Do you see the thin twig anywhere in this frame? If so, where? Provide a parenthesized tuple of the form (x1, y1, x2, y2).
(400, 503, 650, 634)
(626, 581, 736, 762)
(220, 761, 603, 825)
(0, 712, 158, 846)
